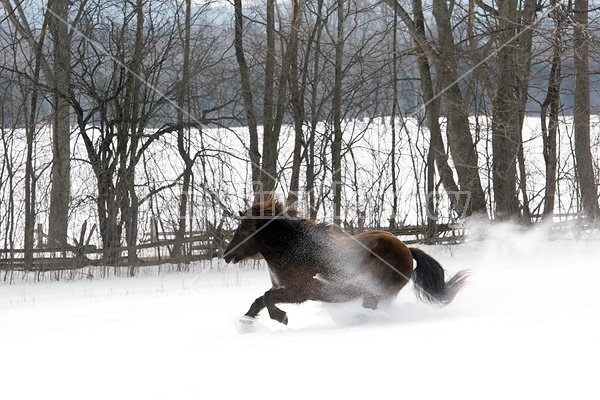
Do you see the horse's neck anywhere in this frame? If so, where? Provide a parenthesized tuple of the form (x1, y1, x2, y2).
(257, 218, 316, 261)
(255, 218, 295, 253)
(259, 220, 329, 280)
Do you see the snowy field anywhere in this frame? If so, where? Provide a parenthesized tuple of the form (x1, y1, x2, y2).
(1, 223, 599, 400)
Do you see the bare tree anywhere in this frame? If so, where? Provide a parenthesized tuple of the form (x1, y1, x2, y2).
(389, 8, 400, 229)
(381, 0, 482, 221)
(172, 0, 193, 260)
(287, 0, 304, 205)
(331, 0, 344, 226)
(2, 0, 78, 248)
(22, 11, 49, 265)
(490, 0, 538, 221)
(47, 0, 72, 247)
(260, 0, 291, 195)
(431, 0, 487, 216)
(304, 0, 326, 219)
(70, 0, 181, 262)
(541, 3, 565, 218)
(233, 0, 261, 195)
(233, 0, 293, 198)
(410, 0, 447, 235)
(573, 0, 599, 219)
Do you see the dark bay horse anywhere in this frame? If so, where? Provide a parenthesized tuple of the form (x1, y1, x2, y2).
(223, 195, 468, 325)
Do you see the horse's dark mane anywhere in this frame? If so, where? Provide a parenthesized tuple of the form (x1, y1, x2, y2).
(247, 196, 335, 235)
(249, 196, 305, 222)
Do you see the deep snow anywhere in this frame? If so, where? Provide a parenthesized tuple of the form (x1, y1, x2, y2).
(1, 223, 599, 399)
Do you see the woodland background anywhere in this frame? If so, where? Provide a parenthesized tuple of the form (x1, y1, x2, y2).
(1, 0, 599, 267)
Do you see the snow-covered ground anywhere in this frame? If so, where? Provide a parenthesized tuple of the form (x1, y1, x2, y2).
(1, 223, 599, 399)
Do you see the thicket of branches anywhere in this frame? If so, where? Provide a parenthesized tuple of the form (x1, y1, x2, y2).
(1, 0, 599, 263)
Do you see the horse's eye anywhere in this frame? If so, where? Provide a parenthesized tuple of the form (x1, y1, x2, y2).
(239, 210, 244, 217)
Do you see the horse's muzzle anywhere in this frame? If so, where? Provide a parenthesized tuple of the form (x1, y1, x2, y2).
(223, 253, 237, 264)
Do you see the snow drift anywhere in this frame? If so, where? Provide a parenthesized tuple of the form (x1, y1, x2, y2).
(1, 223, 599, 399)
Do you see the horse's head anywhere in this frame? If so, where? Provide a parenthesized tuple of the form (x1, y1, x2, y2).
(223, 210, 260, 264)
(223, 194, 297, 264)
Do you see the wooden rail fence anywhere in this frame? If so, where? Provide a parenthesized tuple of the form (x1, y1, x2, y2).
(0, 223, 466, 272)
(2, 213, 598, 274)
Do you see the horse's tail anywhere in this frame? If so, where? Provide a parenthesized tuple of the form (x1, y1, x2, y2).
(409, 248, 469, 306)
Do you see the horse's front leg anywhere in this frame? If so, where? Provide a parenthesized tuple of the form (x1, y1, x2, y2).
(244, 295, 266, 319)
(263, 287, 308, 325)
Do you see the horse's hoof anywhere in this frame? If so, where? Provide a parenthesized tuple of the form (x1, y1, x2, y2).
(281, 315, 289, 325)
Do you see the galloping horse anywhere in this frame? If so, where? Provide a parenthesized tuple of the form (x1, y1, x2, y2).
(224, 195, 468, 325)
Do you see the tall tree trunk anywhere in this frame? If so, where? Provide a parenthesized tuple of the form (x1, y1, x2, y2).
(261, 0, 278, 195)
(515, 0, 538, 223)
(24, 15, 49, 265)
(75, 106, 121, 263)
(306, 0, 325, 220)
(382, 0, 462, 218)
(233, 0, 261, 197)
(261, 0, 290, 197)
(573, 0, 599, 219)
(425, 136, 437, 240)
(413, 0, 441, 238)
(491, 0, 521, 220)
(173, 0, 193, 260)
(332, 0, 344, 226)
(287, 0, 304, 205)
(431, 0, 487, 217)
(47, 0, 71, 247)
(389, 8, 399, 229)
(24, 115, 35, 264)
(412, 0, 460, 223)
(541, 4, 564, 218)
(122, 0, 145, 269)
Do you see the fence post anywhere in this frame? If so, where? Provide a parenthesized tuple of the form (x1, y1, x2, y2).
(36, 223, 44, 248)
(150, 217, 159, 243)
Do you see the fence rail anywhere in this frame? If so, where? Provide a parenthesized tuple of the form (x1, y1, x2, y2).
(2, 215, 596, 272)
(0, 232, 226, 270)
(0, 223, 467, 272)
